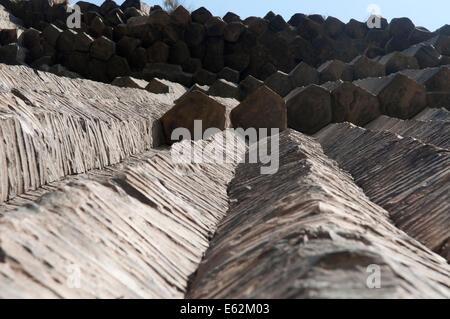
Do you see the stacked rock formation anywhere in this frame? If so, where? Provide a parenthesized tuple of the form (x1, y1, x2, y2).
(0, 2, 449, 299)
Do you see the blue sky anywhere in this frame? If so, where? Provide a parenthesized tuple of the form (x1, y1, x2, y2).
(87, 0, 448, 32)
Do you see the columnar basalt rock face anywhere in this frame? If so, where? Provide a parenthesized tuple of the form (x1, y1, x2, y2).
(160, 91, 228, 145)
(366, 115, 450, 149)
(349, 55, 385, 80)
(230, 86, 287, 132)
(264, 70, 292, 97)
(402, 43, 442, 68)
(0, 64, 174, 203)
(414, 107, 450, 122)
(238, 74, 264, 101)
(318, 59, 353, 83)
(285, 84, 332, 134)
(0, 132, 246, 298)
(315, 123, 450, 261)
(208, 78, 239, 99)
(111, 75, 148, 89)
(1, 0, 449, 95)
(354, 74, 427, 119)
(427, 91, 450, 109)
(400, 66, 450, 91)
(289, 61, 319, 88)
(330, 82, 381, 126)
(378, 52, 420, 74)
(0, 2, 449, 300)
(187, 131, 450, 298)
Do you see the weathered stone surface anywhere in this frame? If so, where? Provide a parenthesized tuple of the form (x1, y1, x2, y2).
(188, 130, 450, 298)
(295, 16, 325, 40)
(205, 16, 227, 37)
(325, 16, 344, 38)
(426, 35, 450, 56)
(238, 75, 264, 101)
(427, 92, 450, 109)
(285, 84, 332, 134)
(321, 79, 344, 92)
(289, 61, 319, 88)
(123, 6, 142, 20)
(42, 24, 62, 47)
(264, 70, 293, 97)
(349, 55, 385, 80)
(217, 67, 239, 83)
(0, 130, 244, 298)
(269, 14, 287, 32)
(414, 107, 450, 122)
(366, 115, 450, 149)
(365, 29, 390, 48)
(145, 78, 170, 94)
(56, 29, 76, 54)
(170, 5, 190, 25)
(440, 55, 450, 65)
(203, 37, 224, 73)
(64, 51, 89, 76)
(126, 15, 148, 38)
(89, 15, 106, 38)
(224, 21, 245, 42)
(191, 7, 212, 24)
(106, 55, 131, 80)
(208, 79, 239, 99)
(245, 17, 269, 36)
(160, 91, 228, 144)
(120, 0, 150, 14)
(185, 22, 205, 47)
(0, 64, 180, 203)
(436, 24, 450, 36)
(0, 43, 27, 65)
(345, 19, 367, 39)
(48, 64, 80, 79)
(316, 123, 450, 261)
(143, 63, 192, 87)
(147, 41, 169, 63)
(388, 17, 415, 38)
(0, 28, 19, 45)
(0, 3, 22, 29)
(288, 13, 307, 26)
(90, 36, 115, 61)
(317, 60, 353, 83)
(73, 32, 94, 53)
(105, 7, 125, 25)
(230, 85, 286, 132)
(403, 43, 441, 68)
(193, 68, 217, 86)
(364, 46, 385, 59)
(330, 82, 381, 126)
(224, 52, 250, 73)
(223, 12, 241, 24)
(31, 55, 53, 71)
(181, 57, 202, 73)
(378, 52, 420, 74)
(400, 66, 450, 91)
(169, 40, 190, 65)
(148, 9, 170, 26)
(408, 27, 435, 45)
(116, 36, 140, 57)
(355, 73, 427, 119)
(111, 75, 148, 89)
